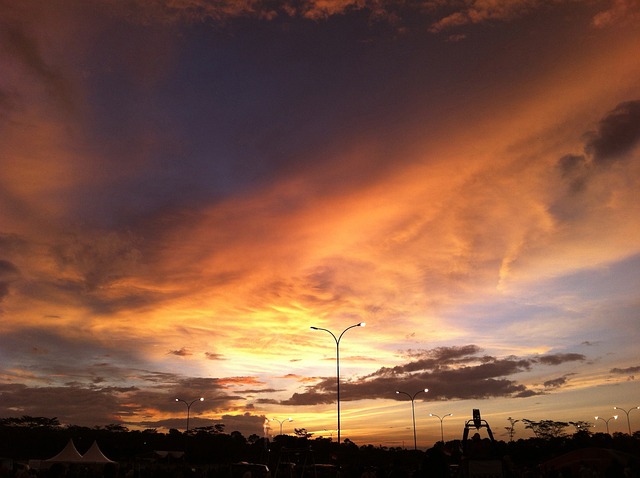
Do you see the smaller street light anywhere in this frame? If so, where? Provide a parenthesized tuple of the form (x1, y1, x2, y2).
(595, 415, 618, 435)
(614, 406, 640, 435)
(429, 413, 453, 443)
(175, 397, 204, 433)
(271, 417, 293, 435)
(395, 388, 429, 450)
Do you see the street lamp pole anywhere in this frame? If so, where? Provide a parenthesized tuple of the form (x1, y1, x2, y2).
(271, 417, 293, 435)
(595, 415, 618, 435)
(429, 413, 453, 443)
(614, 406, 640, 435)
(310, 322, 365, 445)
(395, 389, 429, 450)
(175, 397, 204, 433)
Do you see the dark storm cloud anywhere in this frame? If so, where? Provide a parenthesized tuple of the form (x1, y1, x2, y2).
(281, 391, 337, 406)
(0, 372, 251, 428)
(255, 398, 280, 405)
(551, 99, 640, 221)
(0, 383, 124, 426)
(610, 365, 640, 374)
(279, 345, 579, 406)
(543, 374, 574, 388)
(382, 345, 486, 374)
(419, 375, 531, 400)
(536, 353, 586, 366)
(130, 379, 267, 434)
(514, 389, 539, 398)
(403, 345, 482, 361)
(135, 386, 235, 415)
(554, 99, 640, 178)
(238, 388, 281, 394)
(584, 100, 640, 164)
(135, 370, 183, 385)
(0, 331, 258, 424)
(384, 347, 521, 376)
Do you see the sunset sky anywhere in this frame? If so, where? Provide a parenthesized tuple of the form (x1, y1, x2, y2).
(1, 0, 640, 449)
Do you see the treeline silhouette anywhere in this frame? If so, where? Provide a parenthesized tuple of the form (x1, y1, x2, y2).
(1, 416, 639, 477)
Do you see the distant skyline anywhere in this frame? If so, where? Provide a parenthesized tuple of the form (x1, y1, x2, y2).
(1, 0, 639, 448)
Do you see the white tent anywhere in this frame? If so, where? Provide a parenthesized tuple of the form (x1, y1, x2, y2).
(81, 441, 115, 463)
(45, 439, 83, 463)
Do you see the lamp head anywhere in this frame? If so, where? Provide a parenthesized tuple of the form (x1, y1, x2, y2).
(199, 397, 204, 401)
(310, 326, 319, 330)
(614, 415, 618, 419)
(358, 322, 366, 327)
(175, 398, 179, 402)
(595, 416, 599, 420)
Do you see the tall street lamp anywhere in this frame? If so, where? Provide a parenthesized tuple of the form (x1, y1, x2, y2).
(395, 389, 429, 450)
(429, 413, 453, 443)
(614, 406, 640, 435)
(595, 415, 618, 435)
(310, 322, 365, 445)
(271, 417, 293, 435)
(175, 397, 204, 433)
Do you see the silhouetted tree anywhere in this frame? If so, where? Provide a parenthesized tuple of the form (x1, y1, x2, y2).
(231, 430, 247, 445)
(193, 424, 225, 435)
(522, 419, 569, 439)
(294, 428, 312, 438)
(0, 416, 61, 429)
(505, 417, 520, 442)
(104, 423, 129, 432)
(569, 420, 592, 434)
